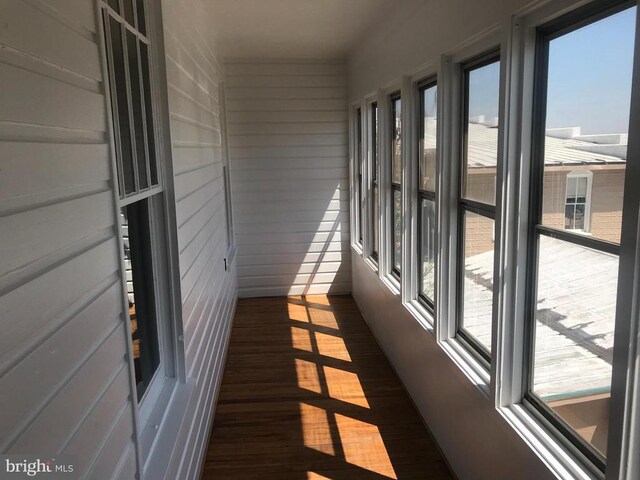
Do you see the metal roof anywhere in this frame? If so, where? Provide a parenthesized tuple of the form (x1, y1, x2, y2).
(465, 122, 627, 169)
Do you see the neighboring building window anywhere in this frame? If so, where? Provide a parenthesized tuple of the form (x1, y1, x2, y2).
(418, 78, 437, 308)
(102, 0, 170, 401)
(565, 172, 592, 232)
(371, 102, 380, 262)
(456, 51, 501, 362)
(390, 94, 402, 279)
(525, 2, 635, 471)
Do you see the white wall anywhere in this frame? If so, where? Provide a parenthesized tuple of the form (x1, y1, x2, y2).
(225, 60, 351, 297)
(154, 0, 237, 478)
(348, 0, 559, 479)
(0, 0, 138, 478)
(0, 1, 236, 479)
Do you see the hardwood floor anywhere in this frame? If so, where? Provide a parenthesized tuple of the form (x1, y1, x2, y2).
(202, 295, 454, 480)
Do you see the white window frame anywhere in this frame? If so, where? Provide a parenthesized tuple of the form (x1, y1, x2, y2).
(379, 84, 403, 294)
(364, 95, 380, 271)
(218, 82, 236, 268)
(349, 102, 364, 256)
(565, 170, 593, 233)
(96, 0, 186, 473)
(496, 2, 640, 480)
(437, 26, 507, 397)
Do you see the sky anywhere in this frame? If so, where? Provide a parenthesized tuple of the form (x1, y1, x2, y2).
(468, 6, 637, 135)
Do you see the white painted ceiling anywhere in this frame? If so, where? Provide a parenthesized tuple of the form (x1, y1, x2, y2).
(207, 0, 397, 59)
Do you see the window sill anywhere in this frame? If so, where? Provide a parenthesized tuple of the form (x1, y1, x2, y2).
(381, 273, 401, 296)
(142, 377, 196, 479)
(405, 299, 434, 335)
(499, 404, 602, 480)
(351, 242, 364, 256)
(439, 337, 490, 398)
(364, 256, 379, 273)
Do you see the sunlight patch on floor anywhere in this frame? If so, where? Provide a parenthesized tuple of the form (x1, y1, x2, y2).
(308, 309, 340, 330)
(295, 358, 322, 394)
(306, 472, 332, 480)
(299, 402, 335, 456)
(291, 326, 313, 352)
(335, 413, 398, 479)
(315, 331, 352, 362)
(323, 365, 370, 408)
(288, 303, 311, 323)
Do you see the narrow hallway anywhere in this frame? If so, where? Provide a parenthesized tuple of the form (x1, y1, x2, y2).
(201, 295, 453, 479)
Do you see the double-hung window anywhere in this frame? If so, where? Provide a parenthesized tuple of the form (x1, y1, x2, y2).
(102, 0, 174, 405)
(390, 94, 402, 279)
(371, 102, 380, 262)
(356, 108, 363, 246)
(456, 51, 501, 362)
(564, 171, 592, 232)
(418, 79, 438, 308)
(523, 1, 636, 471)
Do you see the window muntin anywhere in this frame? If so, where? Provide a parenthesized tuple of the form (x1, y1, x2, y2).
(391, 94, 402, 278)
(418, 80, 438, 307)
(526, 3, 636, 468)
(457, 52, 500, 362)
(103, 0, 169, 404)
(371, 103, 380, 262)
(104, 1, 158, 200)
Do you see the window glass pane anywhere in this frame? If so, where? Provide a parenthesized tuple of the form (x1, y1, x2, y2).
(391, 97, 402, 185)
(531, 235, 618, 457)
(121, 199, 160, 400)
(541, 7, 635, 243)
(126, 31, 149, 190)
(122, 0, 135, 26)
(460, 211, 494, 351)
(107, 0, 120, 13)
(419, 84, 437, 191)
(357, 108, 362, 243)
(373, 184, 379, 255)
(372, 104, 379, 257)
(464, 59, 500, 205)
(393, 189, 401, 272)
(420, 198, 436, 301)
(108, 16, 135, 195)
(139, 42, 158, 186)
(136, 0, 146, 35)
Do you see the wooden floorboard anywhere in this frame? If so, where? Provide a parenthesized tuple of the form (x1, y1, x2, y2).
(202, 295, 454, 480)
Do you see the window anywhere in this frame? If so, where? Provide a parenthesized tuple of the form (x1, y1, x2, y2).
(390, 94, 402, 278)
(418, 79, 438, 308)
(524, 2, 635, 471)
(456, 52, 501, 362)
(102, 0, 172, 402)
(356, 108, 363, 245)
(565, 172, 592, 232)
(219, 83, 235, 264)
(371, 102, 380, 262)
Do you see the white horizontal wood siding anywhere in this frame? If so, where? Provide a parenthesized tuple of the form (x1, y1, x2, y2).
(159, 0, 237, 478)
(226, 60, 351, 297)
(0, 1, 138, 479)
